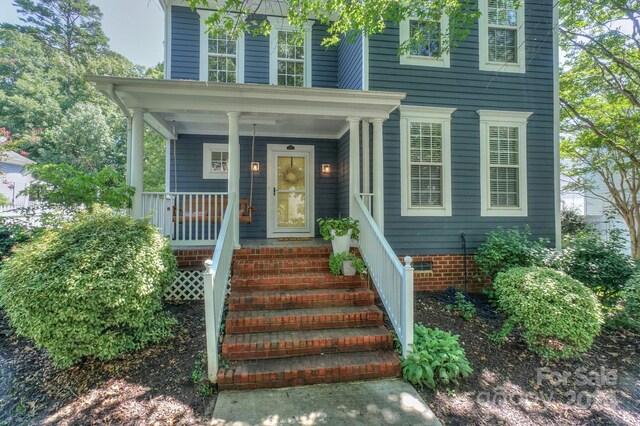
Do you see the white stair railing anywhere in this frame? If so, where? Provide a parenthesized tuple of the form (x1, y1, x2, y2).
(203, 192, 236, 382)
(352, 194, 414, 356)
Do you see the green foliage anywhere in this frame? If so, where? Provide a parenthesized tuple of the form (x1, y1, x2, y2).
(561, 207, 590, 237)
(475, 227, 550, 280)
(0, 194, 9, 207)
(0, 207, 177, 367)
(328, 251, 367, 276)
(189, 0, 479, 53)
(317, 217, 359, 240)
(144, 128, 167, 192)
(556, 231, 636, 305)
(24, 164, 134, 210)
(0, 218, 36, 261)
(445, 292, 476, 321)
(493, 267, 604, 360)
(402, 324, 472, 390)
(191, 352, 213, 397)
(611, 274, 640, 333)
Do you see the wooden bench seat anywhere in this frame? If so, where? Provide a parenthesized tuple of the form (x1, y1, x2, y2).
(173, 197, 254, 224)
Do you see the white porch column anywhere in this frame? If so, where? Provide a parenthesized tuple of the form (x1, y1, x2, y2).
(348, 117, 361, 216)
(362, 120, 370, 195)
(372, 118, 385, 232)
(126, 117, 133, 186)
(228, 112, 241, 248)
(130, 108, 145, 218)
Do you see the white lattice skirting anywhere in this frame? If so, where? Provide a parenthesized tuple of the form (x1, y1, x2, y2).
(165, 270, 204, 301)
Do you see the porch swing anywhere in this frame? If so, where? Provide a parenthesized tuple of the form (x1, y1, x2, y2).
(172, 125, 258, 225)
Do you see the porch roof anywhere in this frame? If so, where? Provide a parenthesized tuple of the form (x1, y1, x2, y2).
(87, 76, 406, 140)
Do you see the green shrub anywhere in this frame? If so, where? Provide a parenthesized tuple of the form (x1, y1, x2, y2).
(556, 232, 635, 305)
(0, 207, 177, 367)
(445, 292, 476, 320)
(613, 275, 640, 332)
(475, 227, 550, 280)
(328, 251, 367, 276)
(0, 218, 36, 261)
(402, 324, 472, 389)
(493, 267, 603, 359)
(561, 208, 590, 237)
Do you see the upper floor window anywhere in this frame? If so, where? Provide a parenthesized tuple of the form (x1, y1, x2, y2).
(399, 15, 450, 68)
(199, 12, 245, 83)
(268, 17, 313, 87)
(400, 106, 456, 216)
(478, 110, 532, 216)
(478, 0, 525, 73)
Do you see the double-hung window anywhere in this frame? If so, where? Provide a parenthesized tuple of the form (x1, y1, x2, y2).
(199, 12, 245, 83)
(479, 0, 525, 73)
(203, 143, 229, 179)
(268, 17, 313, 87)
(478, 110, 532, 216)
(400, 106, 455, 216)
(399, 15, 450, 67)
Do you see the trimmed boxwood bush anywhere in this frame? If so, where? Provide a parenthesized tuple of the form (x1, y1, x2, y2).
(0, 207, 177, 367)
(493, 267, 603, 359)
(613, 274, 640, 332)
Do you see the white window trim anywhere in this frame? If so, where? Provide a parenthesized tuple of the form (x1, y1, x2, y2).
(198, 10, 245, 83)
(478, 0, 526, 74)
(268, 17, 313, 87)
(399, 15, 450, 68)
(478, 110, 532, 216)
(400, 105, 456, 217)
(203, 143, 229, 179)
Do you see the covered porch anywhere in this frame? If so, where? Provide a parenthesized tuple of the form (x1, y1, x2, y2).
(88, 77, 404, 247)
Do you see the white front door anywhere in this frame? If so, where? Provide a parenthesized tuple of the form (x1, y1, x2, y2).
(266, 144, 315, 238)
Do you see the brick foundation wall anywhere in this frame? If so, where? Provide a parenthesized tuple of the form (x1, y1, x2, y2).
(400, 255, 488, 293)
(174, 248, 213, 269)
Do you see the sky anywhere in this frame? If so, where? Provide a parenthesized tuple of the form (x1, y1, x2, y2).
(0, 0, 165, 67)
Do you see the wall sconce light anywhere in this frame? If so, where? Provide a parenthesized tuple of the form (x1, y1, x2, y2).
(321, 163, 331, 175)
(251, 162, 260, 173)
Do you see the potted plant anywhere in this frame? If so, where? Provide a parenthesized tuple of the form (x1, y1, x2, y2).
(317, 217, 359, 254)
(329, 252, 367, 277)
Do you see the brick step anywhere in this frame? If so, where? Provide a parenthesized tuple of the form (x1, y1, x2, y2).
(217, 350, 401, 390)
(231, 272, 368, 291)
(233, 258, 331, 275)
(233, 245, 332, 260)
(222, 326, 394, 360)
(227, 288, 375, 311)
(225, 306, 383, 333)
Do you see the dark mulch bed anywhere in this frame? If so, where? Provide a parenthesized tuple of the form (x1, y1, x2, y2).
(0, 302, 214, 426)
(410, 291, 640, 426)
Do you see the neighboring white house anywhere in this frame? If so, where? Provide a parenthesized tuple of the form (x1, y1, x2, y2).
(0, 151, 35, 208)
(561, 173, 632, 255)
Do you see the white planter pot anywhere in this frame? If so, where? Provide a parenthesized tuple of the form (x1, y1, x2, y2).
(342, 260, 356, 276)
(330, 229, 352, 254)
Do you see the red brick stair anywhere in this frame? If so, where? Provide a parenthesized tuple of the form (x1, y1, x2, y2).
(218, 244, 401, 390)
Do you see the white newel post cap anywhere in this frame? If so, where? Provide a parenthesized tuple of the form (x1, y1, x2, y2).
(204, 259, 213, 274)
(403, 256, 413, 267)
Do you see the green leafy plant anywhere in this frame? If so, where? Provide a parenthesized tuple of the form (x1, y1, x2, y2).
(475, 226, 551, 281)
(23, 164, 134, 211)
(192, 353, 214, 397)
(492, 267, 604, 360)
(317, 217, 359, 241)
(611, 274, 640, 332)
(556, 230, 635, 305)
(402, 324, 472, 390)
(328, 251, 367, 276)
(0, 206, 177, 367)
(445, 292, 476, 321)
(0, 218, 37, 262)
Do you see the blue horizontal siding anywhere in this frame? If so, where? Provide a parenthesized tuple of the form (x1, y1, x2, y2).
(170, 6, 200, 80)
(338, 34, 363, 90)
(312, 24, 339, 88)
(369, 0, 556, 254)
(170, 135, 339, 239)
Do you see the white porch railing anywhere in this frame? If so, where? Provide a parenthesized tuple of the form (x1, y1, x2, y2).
(141, 192, 228, 246)
(203, 192, 236, 382)
(352, 194, 414, 356)
(360, 192, 374, 213)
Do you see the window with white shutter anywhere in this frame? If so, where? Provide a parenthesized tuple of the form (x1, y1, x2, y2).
(478, 110, 532, 216)
(400, 106, 456, 216)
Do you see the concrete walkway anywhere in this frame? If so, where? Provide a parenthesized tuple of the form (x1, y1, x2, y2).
(211, 379, 441, 426)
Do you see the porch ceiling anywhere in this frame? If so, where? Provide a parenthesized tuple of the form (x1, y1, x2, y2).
(88, 76, 406, 140)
